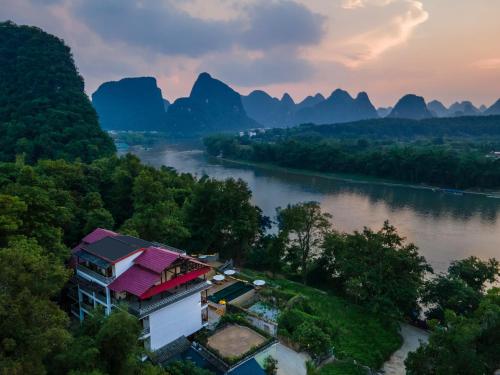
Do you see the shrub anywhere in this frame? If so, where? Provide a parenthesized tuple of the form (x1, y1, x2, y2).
(293, 321, 332, 359)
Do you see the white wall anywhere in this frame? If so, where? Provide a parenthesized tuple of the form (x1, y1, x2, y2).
(113, 251, 143, 277)
(149, 292, 202, 350)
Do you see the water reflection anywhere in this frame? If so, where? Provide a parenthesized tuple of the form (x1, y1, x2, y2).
(135, 145, 500, 273)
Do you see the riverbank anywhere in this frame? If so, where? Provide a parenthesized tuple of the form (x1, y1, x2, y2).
(218, 156, 500, 198)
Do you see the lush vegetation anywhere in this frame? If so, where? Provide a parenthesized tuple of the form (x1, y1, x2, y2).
(0, 154, 264, 374)
(0, 21, 115, 163)
(314, 361, 367, 375)
(318, 221, 431, 317)
(242, 116, 500, 140)
(239, 268, 401, 369)
(250, 203, 431, 319)
(245, 202, 499, 372)
(421, 256, 499, 323)
(204, 126, 500, 189)
(406, 288, 500, 374)
(1, 21, 498, 375)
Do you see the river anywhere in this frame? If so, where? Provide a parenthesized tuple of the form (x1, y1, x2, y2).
(132, 142, 500, 273)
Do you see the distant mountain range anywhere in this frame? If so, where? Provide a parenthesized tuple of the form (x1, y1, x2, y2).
(91, 73, 500, 134)
(92, 77, 167, 131)
(388, 94, 433, 120)
(166, 72, 257, 135)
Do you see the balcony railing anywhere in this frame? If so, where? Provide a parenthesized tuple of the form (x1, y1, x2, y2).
(140, 326, 150, 337)
(77, 265, 115, 285)
(80, 300, 94, 312)
(128, 281, 211, 318)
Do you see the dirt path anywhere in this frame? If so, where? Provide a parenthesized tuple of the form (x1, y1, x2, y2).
(381, 323, 429, 375)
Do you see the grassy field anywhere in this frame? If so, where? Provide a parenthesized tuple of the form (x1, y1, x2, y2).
(318, 362, 367, 375)
(238, 269, 402, 369)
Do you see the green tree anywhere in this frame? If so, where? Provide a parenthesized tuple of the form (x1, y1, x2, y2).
(263, 355, 278, 375)
(164, 360, 215, 375)
(405, 288, 500, 374)
(51, 309, 146, 375)
(0, 238, 70, 374)
(422, 256, 499, 322)
(320, 221, 431, 316)
(421, 275, 481, 322)
(120, 169, 190, 246)
(277, 201, 332, 284)
(84, 208, 115, 235)
(0, 194, 26, 245)
(448, 256, 499, 292)
(95, 310, 142, 375)
(247, 234, 285, 275)
(293, 321, 332, 359)
(185, 177, 262, 262)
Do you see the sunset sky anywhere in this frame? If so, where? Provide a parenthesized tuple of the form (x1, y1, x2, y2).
(2, 0, 500, 107)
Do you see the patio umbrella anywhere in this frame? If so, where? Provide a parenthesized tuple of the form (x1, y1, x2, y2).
(213, 274, 225, 282)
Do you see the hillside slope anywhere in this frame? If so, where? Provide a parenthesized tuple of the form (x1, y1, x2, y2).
(0, 21, 115, 163)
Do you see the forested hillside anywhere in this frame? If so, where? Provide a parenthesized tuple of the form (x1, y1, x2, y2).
(205, 116, 500, 189)
(257, 115, 500, 140)
(0, 21, 115, 163)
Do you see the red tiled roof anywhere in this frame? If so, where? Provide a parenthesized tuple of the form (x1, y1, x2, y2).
(140, 266, 210, 299)
(82, 228, 118, 244)
(134, 246, 180, 273)
(108, 265, 159, 296)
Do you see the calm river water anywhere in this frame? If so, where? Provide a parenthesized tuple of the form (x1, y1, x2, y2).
(133, 143, 500, 273)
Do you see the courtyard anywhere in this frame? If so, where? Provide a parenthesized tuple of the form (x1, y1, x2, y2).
(207, 324, 266, 359)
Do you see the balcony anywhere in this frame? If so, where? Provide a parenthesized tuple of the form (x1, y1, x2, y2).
(128, 280, 211, 318)
(80, 300, 94, 312)
(140, 326, 150, 337)
(77, 264, 115, 285)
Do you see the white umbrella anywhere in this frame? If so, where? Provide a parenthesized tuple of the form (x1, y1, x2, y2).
(253, 279, 266, 287)
(224, 269, 236, 276)
(213, 274, 225, 282)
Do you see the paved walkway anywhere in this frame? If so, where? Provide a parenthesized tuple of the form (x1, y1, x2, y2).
(381, 323, 429, 375)
(256, 342, 310, 375)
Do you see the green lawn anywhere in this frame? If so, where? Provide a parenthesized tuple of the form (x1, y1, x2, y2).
(238, 269, 402, 369)
(318, 362, 367, 375)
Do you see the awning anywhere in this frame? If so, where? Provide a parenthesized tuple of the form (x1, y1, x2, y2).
(140, 266, 211, 300)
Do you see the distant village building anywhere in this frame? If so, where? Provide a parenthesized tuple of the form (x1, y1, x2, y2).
(68, 229, 211, 352)
(487, 151, 500, 159)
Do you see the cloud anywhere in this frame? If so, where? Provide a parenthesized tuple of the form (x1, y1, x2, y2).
(74, 0, 325, 57)
(473, 58, 500, 70)
(335, 0, 429, 67)
(341, 0, 396, 9)
(208, 49, 314, 86)
(240, 1, 325, 50)
(75, 1, 235, 57)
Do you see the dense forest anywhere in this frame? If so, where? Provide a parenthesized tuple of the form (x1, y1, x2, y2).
(0, 154, 265, 374)
(257, 115, 500, 140)
(0, 21, 115, 163)
(204, 130, 500, 189)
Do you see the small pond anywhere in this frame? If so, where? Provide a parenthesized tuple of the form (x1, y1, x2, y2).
(248, 301, 280, 322)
